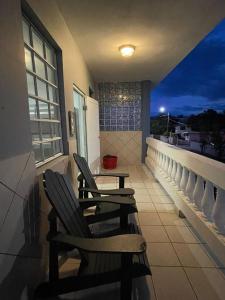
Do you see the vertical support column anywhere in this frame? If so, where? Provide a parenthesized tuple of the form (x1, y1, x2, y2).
(141, 80, 151, 163)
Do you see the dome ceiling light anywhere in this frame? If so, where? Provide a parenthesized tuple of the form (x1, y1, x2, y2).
(119, 45, 135, 57)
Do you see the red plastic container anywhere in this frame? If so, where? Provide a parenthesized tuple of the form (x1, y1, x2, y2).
(103, 155, 118, 169)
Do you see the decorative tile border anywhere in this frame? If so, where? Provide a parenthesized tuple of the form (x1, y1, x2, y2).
(98, 82, 142, 131)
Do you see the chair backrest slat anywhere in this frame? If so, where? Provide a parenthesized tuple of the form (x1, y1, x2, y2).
(44, 169, 91, 238)
(73, 153, 98, 192)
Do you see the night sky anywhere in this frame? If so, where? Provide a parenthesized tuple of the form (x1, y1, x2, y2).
(151, 18, 225, 116)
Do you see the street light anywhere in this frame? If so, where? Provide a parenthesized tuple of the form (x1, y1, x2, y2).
(159, 107, 170, 134)
(159, 106, 166, 113)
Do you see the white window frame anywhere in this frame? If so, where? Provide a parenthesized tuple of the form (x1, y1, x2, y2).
(22, 16, 63, 166)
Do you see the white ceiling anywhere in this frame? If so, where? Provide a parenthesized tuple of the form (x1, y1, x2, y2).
(56, 0, 225, 85)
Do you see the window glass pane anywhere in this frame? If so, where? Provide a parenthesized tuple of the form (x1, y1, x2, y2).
(47, 66, 56, 84)
(37, 79, 47, 99)
(26, 73, 35, 95)
(22, 20, 30, 45)
(48, 85, 58, 102)
(31, 121, 40, 141)
(23, 17, 63, 164)
(50, 105, 58, 120)
(28, 98, 38, 119)
(41, 122, 52, 140)
(24, 48, 33, 71)
(32, 30, 44, 57)
(52, 123, 61, 138)
(53, 140, 61, 154)
(45, 44, 55, 66)
(43, 142, 54, 159)
(38, 101, 49, 119)
(34, 56, 46, 78)
(32, 143, 43, 163)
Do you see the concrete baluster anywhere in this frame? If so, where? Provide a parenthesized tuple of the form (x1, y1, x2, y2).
(163, 155, 167, 171)
(212, 187, 225, 234)
(171, 161, 177, 181)
(158, 152, 162, 166)
(160, 153, 164, 168)
(164, 156, 169, 173)
(185, 171, 196, 201)
(175, 163, 182, 188)
(201, 181, 215, 221)
(168, 158, 173, 177)
(180, 167, 189, 192)
(157, 152, 161, 166)
(193, 175, 204, 209)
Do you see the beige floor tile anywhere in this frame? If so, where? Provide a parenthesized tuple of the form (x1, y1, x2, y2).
(158, 212, 188, 226)
(152, 266, 196, 300)
(137, 202, 156, 212)
(59, 258, 80, 278)
(165, 226, 200, 243)
(185, 267, 225, 300)
(150, 195, 173, 204)
(142, 226, 170, 242)
(154, 203, 176, 212)
(173, 243, 215, 267)
(135, 190, 152, 203)
(132, 182, 146, 188)
(147, 243, 180, 266)
(139, 212, 162, 225)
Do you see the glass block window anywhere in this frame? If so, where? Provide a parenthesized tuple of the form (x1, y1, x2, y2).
(22, 17, 63, 164)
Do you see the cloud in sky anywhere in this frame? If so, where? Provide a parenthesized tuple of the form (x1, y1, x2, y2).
(151, 18, 225, 116)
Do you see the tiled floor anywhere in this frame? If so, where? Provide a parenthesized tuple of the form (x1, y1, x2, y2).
(57, 165, 225, 300)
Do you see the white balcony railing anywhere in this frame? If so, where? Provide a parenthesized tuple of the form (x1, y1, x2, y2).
(145, 137, 225, 265)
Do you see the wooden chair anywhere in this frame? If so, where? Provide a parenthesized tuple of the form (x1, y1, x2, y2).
(73, 153, 134, 196)
(73, 153, 137, 227)
(35, 169, 151, 300)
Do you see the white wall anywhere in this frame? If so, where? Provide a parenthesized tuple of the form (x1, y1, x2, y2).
(0, 1, 93, 298)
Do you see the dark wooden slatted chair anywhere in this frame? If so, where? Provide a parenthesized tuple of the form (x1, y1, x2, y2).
(73, 153, 135, 197)
(73, 153, 137, 227)
(35, 169, 151, 300)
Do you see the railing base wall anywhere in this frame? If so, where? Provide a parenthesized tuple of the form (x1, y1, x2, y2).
(145, 155, 225, 268)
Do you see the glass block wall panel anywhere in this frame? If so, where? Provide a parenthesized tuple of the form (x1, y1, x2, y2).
(98, 82, 142, 131)
(22, 17, 63, 164)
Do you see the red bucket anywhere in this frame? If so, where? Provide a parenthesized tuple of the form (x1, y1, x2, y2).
(103, 155, 117, 169)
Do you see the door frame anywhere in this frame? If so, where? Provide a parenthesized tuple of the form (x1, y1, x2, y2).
(73, 84, 88, 161)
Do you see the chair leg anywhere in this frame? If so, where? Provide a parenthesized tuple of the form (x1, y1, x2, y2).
(119, 177, 125, 188)
(120, 214, 128, 229)
(49, 241, 59, 281)
(121, 253, 132, 300)
(121, 276, 132, 300)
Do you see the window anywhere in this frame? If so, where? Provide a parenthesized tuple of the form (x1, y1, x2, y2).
(22, 17, 63, 165)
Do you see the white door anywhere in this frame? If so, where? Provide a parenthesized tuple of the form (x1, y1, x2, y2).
(86, 96, 100, 173)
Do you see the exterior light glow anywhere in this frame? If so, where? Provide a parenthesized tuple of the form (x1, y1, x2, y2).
(119, 45, 135, 57)
(159, 106, 166, 113)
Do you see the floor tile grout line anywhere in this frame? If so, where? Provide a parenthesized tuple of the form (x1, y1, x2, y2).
(165, 226, 199, 299)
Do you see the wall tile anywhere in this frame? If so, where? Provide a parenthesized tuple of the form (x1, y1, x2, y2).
(0, 183, 14, 230)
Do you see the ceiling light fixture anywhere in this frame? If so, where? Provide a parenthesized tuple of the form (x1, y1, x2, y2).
(119, 45, 135, 57)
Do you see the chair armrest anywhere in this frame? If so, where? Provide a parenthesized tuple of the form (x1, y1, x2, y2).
(77, 173, 84, 181)
(93, 173, 129, 178)
(79, 195, 135, 205)
(53, 233, 146, 254)
(79, 187, 135, 196)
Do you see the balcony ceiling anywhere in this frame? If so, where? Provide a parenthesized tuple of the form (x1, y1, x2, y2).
(56, 0, 225, 85)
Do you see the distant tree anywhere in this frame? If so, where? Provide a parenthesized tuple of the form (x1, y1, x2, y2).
(187, 109, 225, 132)
(210, 130, 225, 159)
(150, 114, 175, 135)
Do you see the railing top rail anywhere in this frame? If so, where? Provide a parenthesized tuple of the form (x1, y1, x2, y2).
(147, 137, 225, 190)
